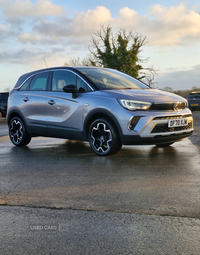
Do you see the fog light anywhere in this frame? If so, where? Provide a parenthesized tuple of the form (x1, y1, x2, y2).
(128, 116, 142, 130)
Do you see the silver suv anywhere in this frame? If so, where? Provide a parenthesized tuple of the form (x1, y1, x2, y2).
(7, 67, 193, 156)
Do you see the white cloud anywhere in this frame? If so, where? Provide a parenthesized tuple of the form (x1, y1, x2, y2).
(73, 6, 112, 35)
(16, 6, 112, 44)
(147, 4, 200, 45)
(0, 23, 10, 33)
(116, 7, 147, 30)
(0, 23, 12, 42)
(1, 2, 200, 47)
(3, 0, 65, 18)
(18, 33, 46, 44)
(34, 17, 73, 38)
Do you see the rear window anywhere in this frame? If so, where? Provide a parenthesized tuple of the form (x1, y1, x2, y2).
(189, 93, 200, 99)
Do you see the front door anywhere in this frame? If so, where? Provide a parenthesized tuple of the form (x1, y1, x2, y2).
(46, 70, 85, 139)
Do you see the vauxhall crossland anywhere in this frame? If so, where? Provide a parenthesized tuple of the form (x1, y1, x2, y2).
(7, 67, 193, 156)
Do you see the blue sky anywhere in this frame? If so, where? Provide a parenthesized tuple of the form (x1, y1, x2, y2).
(0, 0, 200, 91)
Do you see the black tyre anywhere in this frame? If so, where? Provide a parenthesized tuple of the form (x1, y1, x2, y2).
(9, 116, 31, 146)
(89, 118, 122, 156)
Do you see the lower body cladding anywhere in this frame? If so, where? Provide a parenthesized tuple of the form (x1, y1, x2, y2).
(121, 112, 193, 145)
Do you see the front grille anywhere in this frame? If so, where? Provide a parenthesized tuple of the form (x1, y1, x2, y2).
(151, 121, 193, 133)
(149, 102, 186, 111)
(153, 114, 192, 120)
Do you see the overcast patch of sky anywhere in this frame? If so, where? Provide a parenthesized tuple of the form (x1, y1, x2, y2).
(0, 0, 200, 91)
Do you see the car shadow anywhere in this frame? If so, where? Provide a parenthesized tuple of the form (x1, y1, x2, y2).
(9, 139, 181, 170)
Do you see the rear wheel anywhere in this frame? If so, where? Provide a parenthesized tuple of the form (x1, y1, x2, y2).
(89, 118, 122, 156)
(9, 116, 31, 146)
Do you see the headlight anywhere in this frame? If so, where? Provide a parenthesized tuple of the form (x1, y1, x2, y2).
(118, 99, 152, 111)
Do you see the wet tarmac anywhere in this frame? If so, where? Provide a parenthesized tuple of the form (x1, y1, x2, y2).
(1, 120, 200, 254)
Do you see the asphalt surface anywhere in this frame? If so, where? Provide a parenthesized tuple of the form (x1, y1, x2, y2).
(1, 115, 200, 254)
(0, 119, 7, 137)
(1, 206, 200, 255)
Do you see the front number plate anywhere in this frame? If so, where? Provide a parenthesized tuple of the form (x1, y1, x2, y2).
(168, 118, 188, 128)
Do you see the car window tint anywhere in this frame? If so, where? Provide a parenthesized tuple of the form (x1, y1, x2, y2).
(52, 71, 76, 91)
(20, 77, 33, 91)
(77, 77, 92, 93)
(30, 72, 49, 91)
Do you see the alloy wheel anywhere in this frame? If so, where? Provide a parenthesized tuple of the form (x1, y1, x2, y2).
(10, 119, 23, 144)
(9, 117, 31, 146)
(91, 122, 112, 154)
(89, 118, 122, 156)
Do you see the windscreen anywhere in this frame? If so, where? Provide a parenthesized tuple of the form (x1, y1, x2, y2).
(77, 68, 149, 90)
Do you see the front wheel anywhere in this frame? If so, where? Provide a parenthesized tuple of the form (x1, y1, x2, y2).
(89, 118, 122, 156)
(9, 116, 31, 146)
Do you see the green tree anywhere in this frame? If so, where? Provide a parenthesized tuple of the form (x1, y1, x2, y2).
(89, 25, 156, 85)
(163, 86, 174, 93)
(65, 25, 156, 86)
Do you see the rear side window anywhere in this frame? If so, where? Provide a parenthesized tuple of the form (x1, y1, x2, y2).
(30, 72, 49, 91)
(20, 77, 33, 91)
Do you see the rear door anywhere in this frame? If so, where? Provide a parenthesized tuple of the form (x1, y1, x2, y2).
(19, 71, 50, 135)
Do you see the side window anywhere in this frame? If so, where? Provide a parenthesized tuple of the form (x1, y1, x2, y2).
(20, 77, 33, 91)
(30, 72, 49, 91)
(77, 77, 92, 93)
(52, 71, 76, 91)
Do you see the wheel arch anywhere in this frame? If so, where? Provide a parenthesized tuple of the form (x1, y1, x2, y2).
(83, 109, 123, 143)
(7, 110, 28, 129)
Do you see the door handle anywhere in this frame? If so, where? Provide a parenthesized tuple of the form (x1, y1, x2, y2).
(48, 100, 55, 105)
(23, 97, 29, 102)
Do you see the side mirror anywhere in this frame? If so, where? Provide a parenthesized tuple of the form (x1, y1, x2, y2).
(63, 85, 78, 98)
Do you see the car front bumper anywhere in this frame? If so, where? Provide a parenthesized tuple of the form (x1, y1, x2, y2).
(119, 110, 193, 145)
